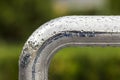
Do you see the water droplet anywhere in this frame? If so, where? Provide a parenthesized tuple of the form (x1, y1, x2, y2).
(35, 44, 39, 48)
(28, 41, 30, 44)
(33, 42, 35, 44)
(42, 39, 44, 41)
(53, 31, 56, 34)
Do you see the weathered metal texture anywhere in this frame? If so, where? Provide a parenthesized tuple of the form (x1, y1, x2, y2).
(19, 16, 120, 80)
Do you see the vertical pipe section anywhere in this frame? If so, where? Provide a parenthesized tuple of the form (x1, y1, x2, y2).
(19, 16, 120, 80)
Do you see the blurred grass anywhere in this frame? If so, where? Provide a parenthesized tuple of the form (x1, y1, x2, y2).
(0, 41, 23, 80)
(49, 47, 120, 80)
(0, 42, 22, 59)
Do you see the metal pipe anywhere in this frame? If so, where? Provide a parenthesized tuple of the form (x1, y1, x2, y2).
(19, 16, 120, 80)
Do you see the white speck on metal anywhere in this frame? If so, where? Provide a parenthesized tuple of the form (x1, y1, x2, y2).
(19, 16, 120, 80)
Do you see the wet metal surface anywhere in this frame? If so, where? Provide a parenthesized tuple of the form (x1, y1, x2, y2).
(19, 16, 120, 80)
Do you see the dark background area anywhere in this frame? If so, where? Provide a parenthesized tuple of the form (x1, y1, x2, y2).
(1, 0, 120, 43)
(0, 0, 120, 80)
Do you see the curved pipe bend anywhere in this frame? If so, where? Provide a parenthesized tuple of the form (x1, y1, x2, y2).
(19, 16, 120, 80)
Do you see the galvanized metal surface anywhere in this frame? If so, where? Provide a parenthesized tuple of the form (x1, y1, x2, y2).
(19, 16, 120, 80)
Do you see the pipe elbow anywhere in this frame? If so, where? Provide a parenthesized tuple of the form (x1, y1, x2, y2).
(19, 16, 120, 80)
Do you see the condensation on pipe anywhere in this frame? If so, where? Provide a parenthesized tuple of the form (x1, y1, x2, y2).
(19, 16, 120, 80)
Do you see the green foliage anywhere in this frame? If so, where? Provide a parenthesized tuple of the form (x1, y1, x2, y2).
(0, 0, 53, 41)
(1, 0, 120, 42)
(0, 41, 22, 80)
(49, 47, 120, 80)
(109, 0, 120, 14)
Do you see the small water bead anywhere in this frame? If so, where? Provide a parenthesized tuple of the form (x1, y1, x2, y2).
(41, 39, 44, 41)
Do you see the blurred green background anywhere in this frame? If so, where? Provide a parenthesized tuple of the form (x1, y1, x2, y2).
(1, 0, 120, 80)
